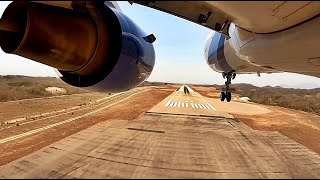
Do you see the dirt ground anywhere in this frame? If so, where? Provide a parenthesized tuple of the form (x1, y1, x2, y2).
(193, 86, 320, 155)
(0, 86, 175, 166)
(0, 92, 109, 122)
(234, 107, 320, 154)
(2, 113, 320, 178)
(1, 84, 319, 168)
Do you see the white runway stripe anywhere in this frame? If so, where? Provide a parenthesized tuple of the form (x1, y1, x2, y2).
(208, 104, 215, 109)
(164, 98, 215, 109)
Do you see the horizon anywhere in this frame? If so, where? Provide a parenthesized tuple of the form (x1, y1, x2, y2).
(144, 80, 320, 89)
(1, 74, 318, 90)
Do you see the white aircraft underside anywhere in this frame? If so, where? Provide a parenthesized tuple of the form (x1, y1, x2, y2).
(131, 1, 320, 78)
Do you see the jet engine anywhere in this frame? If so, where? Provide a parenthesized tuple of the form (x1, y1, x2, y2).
(0, 1, 155, 92)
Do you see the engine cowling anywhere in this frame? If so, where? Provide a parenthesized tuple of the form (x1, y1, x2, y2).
(0, 1, 155, 92)
(204, 30, 274, 75)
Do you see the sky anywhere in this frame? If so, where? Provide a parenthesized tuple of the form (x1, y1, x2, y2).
(0, 1, 319, 89)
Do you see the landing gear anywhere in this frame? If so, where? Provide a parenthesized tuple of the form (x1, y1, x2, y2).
(220, 70, 236, 102)
(220, 91, 226, 101)
(226, 91, 231, 102)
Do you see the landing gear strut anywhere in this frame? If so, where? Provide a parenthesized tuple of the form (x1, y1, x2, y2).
(220, 70, 236, 102)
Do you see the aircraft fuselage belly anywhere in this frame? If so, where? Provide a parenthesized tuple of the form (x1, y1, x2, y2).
(205, 15, 320, 77)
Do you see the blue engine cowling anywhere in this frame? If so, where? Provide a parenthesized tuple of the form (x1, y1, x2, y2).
(58, 2, 155, 92)
(204, 31, 233, 73)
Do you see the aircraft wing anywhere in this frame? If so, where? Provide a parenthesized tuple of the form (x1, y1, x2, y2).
(131, 1, 232, 37)
(132, 1, 320, 34)
(35, 1, 320, 35)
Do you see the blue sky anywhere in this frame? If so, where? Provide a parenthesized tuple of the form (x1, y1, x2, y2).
(0, 1, 319, 89)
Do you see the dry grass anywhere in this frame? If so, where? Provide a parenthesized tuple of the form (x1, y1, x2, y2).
(227, 83, 320, 116)
(0, 75, 89, 102)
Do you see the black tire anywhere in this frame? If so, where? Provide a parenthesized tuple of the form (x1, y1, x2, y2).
(226, 92, 232, 102)
(220, 91, 226, 101)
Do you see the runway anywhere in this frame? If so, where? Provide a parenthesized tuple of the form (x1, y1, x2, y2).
(0, 85, 319, 178)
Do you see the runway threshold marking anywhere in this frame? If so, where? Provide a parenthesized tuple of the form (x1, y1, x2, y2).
(195, 92, 216, 110)
(166, 101, 214, 109)
(163, 86, 215, 110)
(0, 90, 148, 145)
(166, 102, 214, 109)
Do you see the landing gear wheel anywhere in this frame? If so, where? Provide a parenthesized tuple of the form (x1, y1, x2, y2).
(220, 70, 236, 102)
(226, 92, 231, 102)
(220, 91, 226, 101)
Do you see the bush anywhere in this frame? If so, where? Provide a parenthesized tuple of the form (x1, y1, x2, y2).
(8, 81, 33, 87)
(231, 83, 320, 116)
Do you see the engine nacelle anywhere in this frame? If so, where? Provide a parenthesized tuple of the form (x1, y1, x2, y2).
(204, 31, 232, 73)
(204, 30, 274, 74)
(0, 1, 155, 92)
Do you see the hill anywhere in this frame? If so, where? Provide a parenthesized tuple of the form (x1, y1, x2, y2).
(0, 75, 89, 102)
(230, 83, 320, 115)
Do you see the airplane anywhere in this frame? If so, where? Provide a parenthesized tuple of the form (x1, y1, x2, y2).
(183, 85, 190, 95)
(0, 1, 319, 102)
